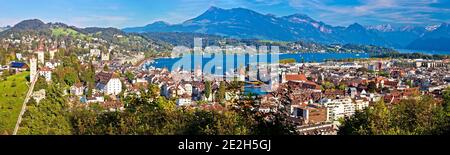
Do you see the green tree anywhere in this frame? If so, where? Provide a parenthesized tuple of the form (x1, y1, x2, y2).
(339, 96, 450, 135)
(185, 110, 251, 135)
(64, 71, 78, 86)
(279, 58, 296, 64)
(217, 81, 226, 104)
(204, 81, 212, 99)
(321, 81, 335, 90)
(251, 112, 298, 135)
(337, 84, 347, 90)
(124, 71, 134, 82)
(149, 84, 160, 96)
(34, 76, 48, 90)
(443, 87, 450, 114)
(103, 64, 109, 71)
(339, 101, 391, 135)
(367, 81, 377, 93)
(392, 95, 448, 135)
(1, 69, 10, 78)
(407, 80, 414, 88)
(19, 85, 72, 135)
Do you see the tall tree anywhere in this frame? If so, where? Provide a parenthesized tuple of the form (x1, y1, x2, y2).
(204, 81, 211, 100)
(339, 96, 450, 135)
(217, 81, 226, 104)
(103, 64, 109, 71)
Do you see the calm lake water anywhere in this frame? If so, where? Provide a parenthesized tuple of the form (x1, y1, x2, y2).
(146, 53, 370, 95)
(145, 53, 370, 73)
(145, 53, 369, 95)
(145, 49, 448, 95)
(396, 49, 450, 55)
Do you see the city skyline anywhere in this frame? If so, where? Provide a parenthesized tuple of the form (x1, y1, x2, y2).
(1, 0, 450, 28)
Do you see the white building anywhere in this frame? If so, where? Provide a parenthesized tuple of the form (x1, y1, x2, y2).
(101, 52, 110, 61)
(323, 97, 355, 121)
(340, 62, 363, 69)
(354, 99, 370, 111)
(322, 97, 370, 122)
(39, 67, 52, 82)
(45, 61, 60, 69)
(16, 53, 22, 60)
(95, 72, 122, 95)
(70, 83, 85, 96)
(90, 49, 101, 57)
(182, 83, 193, 96)
(176, 95, 192, 106)
(258, 107, 272, 113)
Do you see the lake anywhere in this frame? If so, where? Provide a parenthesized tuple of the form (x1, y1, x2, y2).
(144, 53, 369, 95)
(144, 53, 370, 73)
(396, 49, 450, 55)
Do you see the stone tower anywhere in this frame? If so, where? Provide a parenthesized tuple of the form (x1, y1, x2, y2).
(30, 57, 37, 82)
(37, 51, 45, 65)
(36, 41, 45, 65)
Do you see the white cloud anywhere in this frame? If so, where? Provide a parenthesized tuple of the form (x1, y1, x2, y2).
(288, 0, 450, 26)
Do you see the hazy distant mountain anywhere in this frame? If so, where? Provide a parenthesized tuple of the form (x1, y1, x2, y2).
(407, 23, 450, 51)
(367, 24, 395, 32)
(140, 32, 227, 47)
(3, 8, 449, 52)
(0, 26, 10, 32)
(122, 21, 171, 33)
(124, 6, 450, 51)
(122, 7, 394, 48)
(337, 23, 394, 46)
(368, 25, 427, 47)
(425, 24, 441, 32)
(124, 6, 391, 46)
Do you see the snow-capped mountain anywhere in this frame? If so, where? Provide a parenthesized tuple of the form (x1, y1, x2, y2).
(367, 24, 395, 32)
(124, 6, 450, 51)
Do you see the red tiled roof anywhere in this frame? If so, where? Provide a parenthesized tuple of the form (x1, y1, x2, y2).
(74, 82, 84, 88)
(40, 67, 51, 72)
(95, 72, 118, 85)
(285, 74, 308, 82)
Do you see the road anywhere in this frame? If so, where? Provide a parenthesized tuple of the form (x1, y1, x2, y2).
(12, 74, 37, 135)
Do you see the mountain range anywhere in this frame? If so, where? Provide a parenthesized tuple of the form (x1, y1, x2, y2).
(0, 19, 172, 52)
(0, 27, 9, 32)
(123, 6, 450, 51)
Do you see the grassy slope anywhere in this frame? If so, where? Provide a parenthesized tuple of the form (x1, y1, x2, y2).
(51, 27, 92, 40)
(0, 71, 29, 134)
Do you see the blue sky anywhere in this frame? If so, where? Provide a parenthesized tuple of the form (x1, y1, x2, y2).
(0, 0, 449, 28)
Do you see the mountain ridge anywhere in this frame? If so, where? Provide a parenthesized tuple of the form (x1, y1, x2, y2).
(123, 6, 450, 51)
